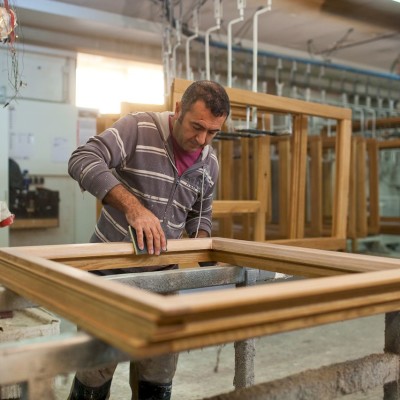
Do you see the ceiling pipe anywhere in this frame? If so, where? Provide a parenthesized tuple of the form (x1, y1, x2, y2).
(252, 1, 272, 92)
(202, 35, 400, 83)
(205, 0, 222, 81)
(172, 19, 182, 79)
(162, 25, 172, 97)
(290, 61, 298, 98)
(186, 7, 199, 80)
(227, 0, 246, 88)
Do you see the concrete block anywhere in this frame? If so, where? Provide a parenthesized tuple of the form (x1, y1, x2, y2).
(0, 307, 60, 399)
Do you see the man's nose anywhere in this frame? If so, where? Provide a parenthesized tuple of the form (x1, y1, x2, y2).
(196, 131, 207, 145)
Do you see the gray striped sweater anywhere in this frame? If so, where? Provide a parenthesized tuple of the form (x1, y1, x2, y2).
(68, 111, 219, 246)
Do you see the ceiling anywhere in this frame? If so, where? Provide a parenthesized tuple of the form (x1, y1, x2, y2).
(9, 0, 400, 75)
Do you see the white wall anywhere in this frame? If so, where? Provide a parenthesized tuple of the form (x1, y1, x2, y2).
(0, 108, 9, 247)
(1, 45, 96, 247)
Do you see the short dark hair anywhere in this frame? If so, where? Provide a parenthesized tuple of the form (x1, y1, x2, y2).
(180, 80, 230, 118)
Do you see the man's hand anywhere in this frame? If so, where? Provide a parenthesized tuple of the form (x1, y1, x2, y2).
(103, 184, 167, 255)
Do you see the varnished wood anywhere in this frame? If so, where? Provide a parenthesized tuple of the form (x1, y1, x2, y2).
(188, 79, 351, 248)
(288, 115, 308, 238)
(212, 201, 260, 216)
(220, 141, 234, 238)
(366, 139, 380, 234)
(241, 138, 251, 239)
(253, 136, 269, 242)
(347, 136, 357, 240)
(356, 138, 368, 238)
(120, 102, 168, 115)
(2, 238, 400, 358)
(268, 237, 346, 250)
(332, 119, 352, 239)
(380, 217, 400, 235)
(172, 79, 352, 120)
(378, 139, 400, 149)
(309, 137, 323, 236)
(278, 138, 291, 238)
(97, 79, 352, 250)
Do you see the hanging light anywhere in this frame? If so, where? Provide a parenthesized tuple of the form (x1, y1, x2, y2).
(0, 2, 17, 43)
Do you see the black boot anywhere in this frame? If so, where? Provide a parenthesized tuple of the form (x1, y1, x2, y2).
(68, 377, 112, 400)
(138, 380, 172, 400)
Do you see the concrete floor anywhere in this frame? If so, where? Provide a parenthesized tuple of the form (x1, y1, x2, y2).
(54, 313, 385, 399)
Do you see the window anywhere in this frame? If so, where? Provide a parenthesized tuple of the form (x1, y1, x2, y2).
(76, 53, 164, 114)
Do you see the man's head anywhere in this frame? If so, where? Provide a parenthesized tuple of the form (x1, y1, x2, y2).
(172, 80, 230, 153)
(179, 80, 230, 120)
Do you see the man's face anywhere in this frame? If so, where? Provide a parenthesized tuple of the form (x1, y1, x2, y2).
(172, 100, 226, 153)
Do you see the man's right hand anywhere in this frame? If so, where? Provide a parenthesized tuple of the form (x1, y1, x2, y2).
(103, 184, 167, 255)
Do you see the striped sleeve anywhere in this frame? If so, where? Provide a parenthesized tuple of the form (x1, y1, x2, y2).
(68, 115, 138, 201)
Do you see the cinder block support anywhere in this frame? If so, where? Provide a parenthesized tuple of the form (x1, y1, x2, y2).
(203, 353, 399, 400)
(384, 312, 400, 399)
(234, 338, 255, 389)
(233, 268, 258, 389)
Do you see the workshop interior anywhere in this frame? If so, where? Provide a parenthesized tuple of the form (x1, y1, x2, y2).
(1, 1, 400, 399)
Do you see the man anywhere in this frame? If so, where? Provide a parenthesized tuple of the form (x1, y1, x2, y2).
(67, 80, 230, 400)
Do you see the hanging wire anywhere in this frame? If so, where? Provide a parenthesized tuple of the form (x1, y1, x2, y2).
(1, 0, 25, 107)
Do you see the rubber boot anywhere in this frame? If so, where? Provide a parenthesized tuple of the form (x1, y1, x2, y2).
(67, 377, 112, 400)
(137, 380, 172, 400)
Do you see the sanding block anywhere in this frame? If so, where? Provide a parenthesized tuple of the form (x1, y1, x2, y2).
(128, 225, 148, 255)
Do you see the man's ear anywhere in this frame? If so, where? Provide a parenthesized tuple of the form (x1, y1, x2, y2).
(174, 101, 181, 118)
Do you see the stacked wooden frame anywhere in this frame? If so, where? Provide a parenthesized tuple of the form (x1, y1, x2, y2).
(306, 135, 380, 252)
(96, 79, 352, 249)
(377, 138, 400, 235)
(170, 79, 352, 250)
(337, 118, 400, 245)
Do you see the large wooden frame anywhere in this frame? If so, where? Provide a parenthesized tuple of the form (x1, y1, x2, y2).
(2, 238, 400, 360)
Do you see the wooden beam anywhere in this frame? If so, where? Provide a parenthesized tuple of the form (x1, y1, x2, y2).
(288, 115, 308, 238)
(220, 140, 234, 238)
(172, 79, 352, 120)
(378, 139, 400, 149)
(332, 119, 352, 239)
(212, 201, 260, 216)
(356, 138, 368, 238)
(253, 136, 269, 242)
(268, 237, 345, 251)
(278, 138, 291, 238)
(309, 137, 323, 236)
(366, 139, 380, 234)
